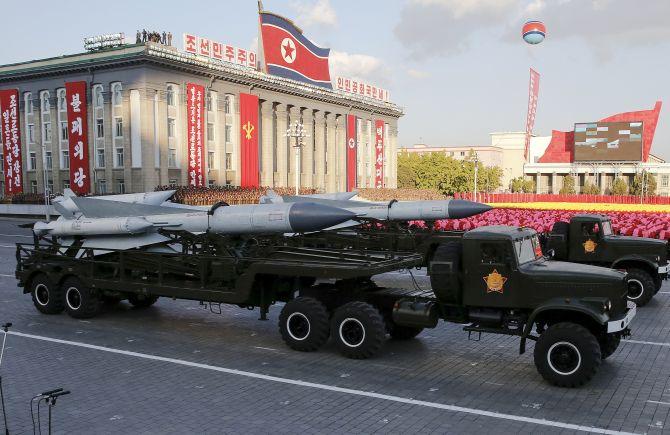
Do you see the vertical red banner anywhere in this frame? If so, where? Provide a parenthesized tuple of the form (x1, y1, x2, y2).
(65, 82, 90, 194)
(374, 119, 384, 189)
(0, 89, 23, 195)
(524, 68, 540, 162)
(239, 92, 259, 187)
(186, 83, 205, 187)
(346, 114, 357, 191)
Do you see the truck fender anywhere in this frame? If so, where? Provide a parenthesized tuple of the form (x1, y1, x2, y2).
(519, 298, 608, 354)
(611, 255, 658, 273)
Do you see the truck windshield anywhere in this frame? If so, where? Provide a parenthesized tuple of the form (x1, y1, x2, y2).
(514, 235, 543, 264)
(601, 220, 613, 235)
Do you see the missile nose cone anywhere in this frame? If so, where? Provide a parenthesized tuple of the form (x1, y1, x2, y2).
(288, 202, 357, 232)
(447, 199, 493, 219)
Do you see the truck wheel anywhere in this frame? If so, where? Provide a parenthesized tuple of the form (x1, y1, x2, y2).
(30, 274, 64, 314)
(653, 275, 663, 294)
(388, 323, 424, 340)
(127, 294, 159, 308)
(63, 277, 101, 319)
(626, 269, 654, 306)
(598, 333, 621, 360)
(534, 322, 601, 387)
(279, 297, 330, 352)
(331, 301, 386, 359)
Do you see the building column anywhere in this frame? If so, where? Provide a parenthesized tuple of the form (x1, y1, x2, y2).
(314, 111, 326, 191)
(275, 104, 288, 187)
(260, 100, 274, 187)
(287, 106, 301, 189)
(325, 113, 337, 192)
(300, 108, 314, 189)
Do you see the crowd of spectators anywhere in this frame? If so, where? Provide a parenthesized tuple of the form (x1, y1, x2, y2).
(156, 185, 319, 205)
(356, 188, 445, 201)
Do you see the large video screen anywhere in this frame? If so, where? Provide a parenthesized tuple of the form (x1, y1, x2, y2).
(574, 121, 643, 161)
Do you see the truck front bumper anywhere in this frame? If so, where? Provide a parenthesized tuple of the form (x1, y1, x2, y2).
(607, 301, 636, 333)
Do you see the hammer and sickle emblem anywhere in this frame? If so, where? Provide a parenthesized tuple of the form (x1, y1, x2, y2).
(242, 121, 255, 140)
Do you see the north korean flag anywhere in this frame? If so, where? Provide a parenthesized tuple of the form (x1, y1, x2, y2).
(259, 12, 332, 89)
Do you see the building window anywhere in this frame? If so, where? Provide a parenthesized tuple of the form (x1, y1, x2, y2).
(63, 180, 70, 190)
(166, 85, 176, 106)
(662, 175, 669, 188)
(60, 121, 68, 141)
(168, 149, 177, 168)
(40, 91, 50, 113)
(61, 150, 70, 169)
(29, 152, 36, 170)
(167, 118, 176, 138)
(225, 125, 232, 143)
(114, 117, 123, 137)
(93, 85, 104, 108)
(117, 179, 125, 194)
(45, 151, 52, 170)
(24, 92, 33, 115)
(96, 119, 104, 139)
(207, 123, 214, 141)
(46, 179, 53, 194)
(224, 94, 233, 114)
(43, 123, 51, 142)
(111, 83, 122, 106)
(97, 179, 107, 194)
(96, 148, 105, 168)
(27, 124, 35, 144)
(57, 89, 66, 112)
(208, 151, 215, 170)
(206, 94, 212, 112)
(208, 179, 215, 188)
(460, 151, 465, 156)
(225, 152, 232, 170)
(168, 179, 177, 185)
(115, 148, 124, 167)
(31, 180, 38, 194)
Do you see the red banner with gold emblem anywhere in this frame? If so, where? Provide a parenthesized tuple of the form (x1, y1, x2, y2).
(346, 114, 357, 191)
(65, 81, 91, 194)
(374, 120, 384, 188)
(0, 89, 23, 195)
(239, 92, 259, 187)
(186, 83, 205, 187)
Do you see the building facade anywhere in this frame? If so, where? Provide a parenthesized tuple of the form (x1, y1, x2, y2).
(0, 42, 401, 195)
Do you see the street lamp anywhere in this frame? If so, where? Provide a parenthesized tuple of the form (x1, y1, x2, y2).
(284, 120, 309, 195)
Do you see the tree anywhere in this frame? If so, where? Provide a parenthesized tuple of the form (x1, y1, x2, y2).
(522, 179, 536, 193)
(630, 171, 657, 196)
(610, 177, 628, 195)
(559, 175, 576, 194)
(510, 177, 524, 193)
(581, 182, 600, 195)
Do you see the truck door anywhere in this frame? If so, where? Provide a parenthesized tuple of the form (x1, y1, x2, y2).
(572, 221, 602, 262)
(463, 241, 517, 307)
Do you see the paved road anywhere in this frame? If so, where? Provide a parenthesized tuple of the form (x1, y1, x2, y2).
(0, 217, 668, 434)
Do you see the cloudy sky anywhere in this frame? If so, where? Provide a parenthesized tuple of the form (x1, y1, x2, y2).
(3, 0, 669, 158)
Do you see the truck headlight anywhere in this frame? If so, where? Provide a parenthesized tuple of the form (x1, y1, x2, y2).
(604, 300, 612, 313)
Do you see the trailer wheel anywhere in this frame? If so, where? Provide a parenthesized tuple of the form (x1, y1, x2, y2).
(127, 294, 159, 308)
(331, 301, 386, 359)
(279, 297, 330, 352)
(63, 277, 101, 319)
(625, 268, 654, 306)
(534, 322, 601, 387)
(30, 274, 64, 314)
(598, 333, 621, 360)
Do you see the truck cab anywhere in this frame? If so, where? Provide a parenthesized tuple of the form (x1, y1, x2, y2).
(545, 214, 668, 306)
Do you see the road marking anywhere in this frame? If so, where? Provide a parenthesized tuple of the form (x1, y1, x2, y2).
(0, 274, 13, 278)
(647, 400, 670, 406)
(658, 291, 670, 294)
(623, 339, 670, 348)
(0, 233, 31, 238)
(9, 330, 638, 435)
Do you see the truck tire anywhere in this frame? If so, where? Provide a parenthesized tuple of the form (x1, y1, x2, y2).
(331, 301, 386, 359)
(279, 297, 330, 352)
(598, 333, 621, 360)
(534, 322, 601, 387)
(30, 274, 64, 314)
(653, 275, 663, 294)
(625, 268, 655, 306)
(429, 242, 462, 305)
(62, 277, 101, 319)
(127, 294, 159, 308)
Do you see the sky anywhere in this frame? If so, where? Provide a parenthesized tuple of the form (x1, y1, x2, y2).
(2, 0, 669, 159)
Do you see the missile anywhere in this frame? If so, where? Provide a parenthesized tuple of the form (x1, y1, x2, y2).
(53, 189, 177, 219)
(33, 217, 153, 237)
(259, 189, 358, 204)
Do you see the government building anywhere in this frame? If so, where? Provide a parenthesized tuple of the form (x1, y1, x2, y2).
(0, 38, 401, 195)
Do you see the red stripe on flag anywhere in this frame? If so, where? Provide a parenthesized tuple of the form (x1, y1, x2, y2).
(346, 115, 357, 191)
(240, 93, 259, 188)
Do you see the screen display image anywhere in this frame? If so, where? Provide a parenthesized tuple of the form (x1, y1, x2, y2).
(573, 121, 643, 161)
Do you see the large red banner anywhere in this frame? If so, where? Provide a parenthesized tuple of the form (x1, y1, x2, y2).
(0, 89, 23, 195)
(524, 68, 540, 161)
(186, 83, 205, 187)
(65, 82, 90, 194)
(346, 115, 357, 191)
(239, 92, 259, 187)
(374, 120, 384, 189)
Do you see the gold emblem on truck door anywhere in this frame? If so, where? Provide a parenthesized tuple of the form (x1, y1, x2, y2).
(583, 239, 597, 254)
(483, 269, 507, 293)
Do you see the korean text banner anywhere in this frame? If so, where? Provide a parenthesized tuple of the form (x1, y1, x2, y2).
(374, 120, 384, 188)
(524, 68, 540, 161)
(0, 89, 23, 195)
(65, 82, 91, 194)
(186, 83, 205, 187)
(239, 93, 259, 187)
(346, 114, 357, 191)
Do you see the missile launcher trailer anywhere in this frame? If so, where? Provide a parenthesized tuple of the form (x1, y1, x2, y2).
(17, 224, 635, 387)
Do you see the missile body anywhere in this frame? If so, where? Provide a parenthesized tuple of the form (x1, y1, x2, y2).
(34, 217, 153, 237)
(53, 190, 176, 219)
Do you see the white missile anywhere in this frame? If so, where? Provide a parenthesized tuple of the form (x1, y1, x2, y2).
(52, 189, 176, 219)
(33, 217, 153, 237)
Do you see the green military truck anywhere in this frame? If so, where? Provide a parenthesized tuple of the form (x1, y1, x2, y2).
(16, 226, 635, 387)
(543, 214, 668, 306)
